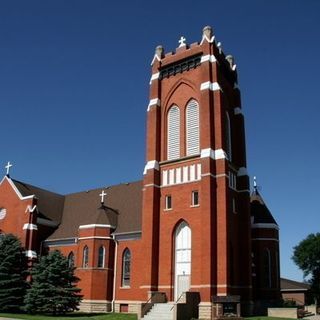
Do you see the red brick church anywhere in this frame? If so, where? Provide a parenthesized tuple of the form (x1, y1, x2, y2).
(0, 26, 280, 319)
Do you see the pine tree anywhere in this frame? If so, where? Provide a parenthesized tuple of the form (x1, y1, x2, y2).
(0, 233, 28, 312)
(24, 250, 82, 315)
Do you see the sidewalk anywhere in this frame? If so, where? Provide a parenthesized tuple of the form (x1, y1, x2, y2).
(304, 315, 320, 320)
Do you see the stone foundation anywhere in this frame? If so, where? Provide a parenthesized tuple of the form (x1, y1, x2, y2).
(80, 299, 111, 313)
(115, 302, 142, 319)
(199, 302, 213, 320)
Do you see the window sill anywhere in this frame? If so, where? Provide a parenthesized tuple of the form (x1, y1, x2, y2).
(164, 208, 173, 212)
(190, 204, 200, 208)
(120, 286, 131, 289)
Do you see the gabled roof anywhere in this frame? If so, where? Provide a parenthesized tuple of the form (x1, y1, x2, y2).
(11, 179, 65, 224)
(250, 189, 278, 225)
(281, 278, 310, 291)
(47, 180, 142, 239)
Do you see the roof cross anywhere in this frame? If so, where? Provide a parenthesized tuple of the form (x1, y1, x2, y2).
(178, 36, 186, 47)
(99, 190, 107, 204)
(5, 161, 12, 176)
(253, 176, 257, 189)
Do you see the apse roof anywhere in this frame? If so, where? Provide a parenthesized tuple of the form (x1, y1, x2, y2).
(250, 189, 278, 225)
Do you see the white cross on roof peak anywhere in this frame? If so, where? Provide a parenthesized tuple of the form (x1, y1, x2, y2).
(5, 161, 12, 176)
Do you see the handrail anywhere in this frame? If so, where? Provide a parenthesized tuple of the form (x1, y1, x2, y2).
(170, 292, 185, 311)
(141, 294, 155, 317)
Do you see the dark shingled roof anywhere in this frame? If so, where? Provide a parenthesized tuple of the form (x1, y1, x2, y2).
(250, 190, 278, 225)
(281, 278, 310, 291)
(48, 180, 142, 239)
(12, 179, 65, 224)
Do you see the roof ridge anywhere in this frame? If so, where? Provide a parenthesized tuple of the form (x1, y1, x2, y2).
(65, 179, 143, 196)
(12, 178, 64, 197)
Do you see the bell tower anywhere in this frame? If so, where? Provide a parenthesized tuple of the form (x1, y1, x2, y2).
(141, 26, 252, 318)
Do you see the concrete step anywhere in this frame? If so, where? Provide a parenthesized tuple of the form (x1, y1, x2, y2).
(142, 303, 175, 320)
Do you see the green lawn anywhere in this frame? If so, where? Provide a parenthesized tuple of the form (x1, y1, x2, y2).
(0, 313, 137, 320)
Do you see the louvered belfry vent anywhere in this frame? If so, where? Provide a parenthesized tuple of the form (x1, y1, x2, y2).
(186, 100, 200, 156)
(167, 105, 180, 160)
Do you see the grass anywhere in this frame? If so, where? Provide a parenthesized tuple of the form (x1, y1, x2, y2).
(0, 313, 137, 320)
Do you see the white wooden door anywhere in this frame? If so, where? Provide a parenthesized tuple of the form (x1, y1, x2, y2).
(174, 221, 191, 300)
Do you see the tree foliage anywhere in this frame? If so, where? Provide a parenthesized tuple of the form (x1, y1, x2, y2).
(0, 233, 28, 312)
(292, 233, 320, 303)
(24, 250, 82, 315)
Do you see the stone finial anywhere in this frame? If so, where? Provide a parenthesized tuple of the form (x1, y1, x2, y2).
(201, 26, 214, 44)
(155, 45, 165, 59)
(203, 26, 213, 39)
(226, 55, 236, 71)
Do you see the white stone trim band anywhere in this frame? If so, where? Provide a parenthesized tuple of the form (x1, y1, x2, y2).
(149, 72, 160, 84)
(237, 167, 248, 176)
(234, 107, 243, 115)
(147, 98, 161, 111)
(23, 223, 38, 231)
(200, 81, 222, 92)
(25, 250, 37, 258)
(78, 236, 112, 240)
(143, 160, 160, 174)
(200, 148, 227, 160)
(79, 224, 116, 229)
(252, 223, 279, 230)
(201, 54, 217, 63)
(252, 238, 279, 242)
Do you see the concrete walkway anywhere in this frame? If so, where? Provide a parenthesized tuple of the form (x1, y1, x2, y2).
(0, 318, 23, 320)
(304, 315, 320, 320)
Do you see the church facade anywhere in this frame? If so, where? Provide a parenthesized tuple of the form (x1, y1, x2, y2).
(0, 26, 280, 319)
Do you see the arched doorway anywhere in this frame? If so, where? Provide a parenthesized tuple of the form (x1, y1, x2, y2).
(174, 221, 191, 300)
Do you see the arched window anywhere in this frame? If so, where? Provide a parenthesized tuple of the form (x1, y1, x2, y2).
(98, 246, 105, 268)
(82, 246, 89, 268)
(122, 248, 131, 287)
(186, 100, 200, 156)
(167, 105, 180, 160)
(68, 251, 75, 268)
(225, 112, 232, 161)
(263, 248, 271, 288)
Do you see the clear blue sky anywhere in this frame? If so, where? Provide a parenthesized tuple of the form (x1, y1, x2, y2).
(1, 0, 319, 282)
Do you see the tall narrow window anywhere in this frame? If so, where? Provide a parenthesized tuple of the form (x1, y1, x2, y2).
(263, 248, 272, 288)
(122, 248, 131, 287)
(165, 195, 172, 210)
(226, 112, 232, 161)
(191, 191, 199, 206)
(186, 100, 200, 156)
(167, 105, 180, 160)
(82, 246, 89, 268)
(68, 252, 75, 268)
(98, 246, 105, 268)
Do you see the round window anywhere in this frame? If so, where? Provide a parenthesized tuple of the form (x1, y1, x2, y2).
(0, 208, 7, 220)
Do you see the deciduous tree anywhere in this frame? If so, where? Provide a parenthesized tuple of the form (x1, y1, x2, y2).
(292, 233, 320, 304)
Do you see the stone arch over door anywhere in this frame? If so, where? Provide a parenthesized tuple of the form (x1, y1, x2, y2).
(174, 220, 191, 300)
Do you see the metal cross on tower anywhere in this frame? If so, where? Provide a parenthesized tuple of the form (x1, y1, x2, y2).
(178, 36, 186, 47)
(5, 161, 12, 176)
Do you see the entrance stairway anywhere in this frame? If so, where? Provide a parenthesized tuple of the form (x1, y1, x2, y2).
(142, 302, 175, 320)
